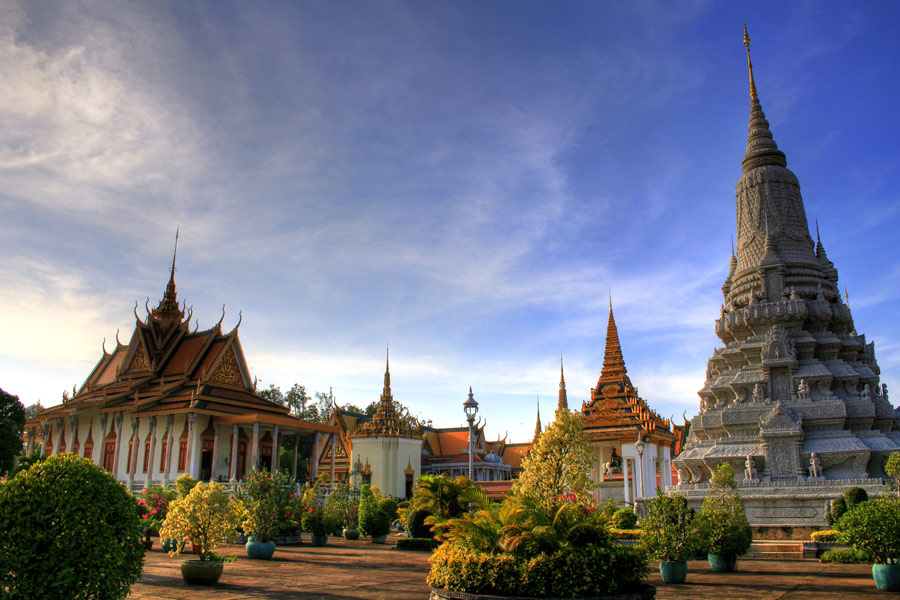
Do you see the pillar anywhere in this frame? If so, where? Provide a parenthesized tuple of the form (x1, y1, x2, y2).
(186, 413, 197, 478)
(128, 417, 140, 485)
(250, 422, 260, 473)
(144, 416, 158, 488)
(99, 413, 109, 452)
(68, 412, 78, 453)
(291, 435, 299, 479)
(162, 415, 175, 486)
(211, 425, 220, 481)
(112, 412, 124, 479)
(623, 457, 631, 504)
(25, 427, 35, 456)
(229, 424, 239, 482)
(310, 432, 321, 481)
(54, 418, 64, 455)
(271, 425, 280, 472)
(330, 435, 336, 485)
(41, 422, 51, 456)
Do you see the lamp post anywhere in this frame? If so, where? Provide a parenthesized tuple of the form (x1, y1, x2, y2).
(463, 387, 479, 481)
(634, 438, 645, 500)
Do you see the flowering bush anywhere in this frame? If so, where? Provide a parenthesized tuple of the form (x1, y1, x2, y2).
(159, 481, 243, 561)
(300, 478, 337, 535)
(137, 484, 177, 539)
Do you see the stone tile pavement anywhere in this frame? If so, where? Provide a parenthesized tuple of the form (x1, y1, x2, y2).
(128, 537, 887, 600)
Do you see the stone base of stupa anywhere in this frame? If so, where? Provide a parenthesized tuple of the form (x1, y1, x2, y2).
(659, 477, 887, 526)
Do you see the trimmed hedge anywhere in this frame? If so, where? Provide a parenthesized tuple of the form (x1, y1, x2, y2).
(407, 507, 434, 539)
(427, 542, 648, 597)
(819, 548, 870, 564)
(396, 537, 440, 551)
(0, 454, 146, 599)
(611, 507, 638, 530)
(610, 528, 644, 540)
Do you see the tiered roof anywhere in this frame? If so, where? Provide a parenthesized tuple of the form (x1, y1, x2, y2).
(582, 302, 675, 444)
(350, 352, 421, 439)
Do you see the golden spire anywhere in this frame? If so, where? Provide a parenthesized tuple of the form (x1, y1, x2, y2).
(743, 24, 757, 100)
(533, 395, 542, 442)
(558, 356, 568, 411)
(600, 299, 627, 381)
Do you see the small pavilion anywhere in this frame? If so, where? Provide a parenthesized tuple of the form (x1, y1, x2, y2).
(581, 303, 676, 505)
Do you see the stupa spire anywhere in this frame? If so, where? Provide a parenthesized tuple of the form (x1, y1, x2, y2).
(741, 25, 787, 174)
(533, 395, 542, 442)
(383, 346, 391, 397)
(600, 299, 628, 381)
(558, 356, 568, 411)
(151, 229, 184, 326)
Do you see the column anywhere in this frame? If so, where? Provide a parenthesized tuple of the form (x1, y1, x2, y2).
(128, 417, 140, 485)
(271, 425, 280, 472)
(186, 413, 197, 478)
(229, 424, 239, 482)
(330, 435, 336, 485)
(112, 413, 124, 479)
(291, 435, 299, 479)
(54, 418, 64, 455)
(99, 413, 109, 451)
(68, 412, 78, 453)
(26, 427, 35, 456)
(310, 433, 321, 481)
(623, 456, 631, 504)
(41, 422, 51, 456)
(144, 416, 158, 488)
(211, 425, 220, 481)
(250, 422, 260, 473)
(162, 415, 174, 486)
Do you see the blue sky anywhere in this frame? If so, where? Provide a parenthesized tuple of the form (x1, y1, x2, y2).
(2, 1, 899, 442)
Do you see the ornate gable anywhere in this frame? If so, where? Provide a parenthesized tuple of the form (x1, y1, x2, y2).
(209, 344, 244, 387)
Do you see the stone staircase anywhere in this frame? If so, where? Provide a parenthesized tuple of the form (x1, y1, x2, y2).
(743, 540, 807, 560)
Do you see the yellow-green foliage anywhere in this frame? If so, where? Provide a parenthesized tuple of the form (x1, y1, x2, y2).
(810, 529, 840, 542)
(160, 481, 242, 560)
(510, 409, 596, 510)
(610, 528, 644, 540)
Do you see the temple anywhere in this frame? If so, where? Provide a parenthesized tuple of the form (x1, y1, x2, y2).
(582, 302, 676, 504)
(23, 242, 335, 490)
(672, 27, 900, 526)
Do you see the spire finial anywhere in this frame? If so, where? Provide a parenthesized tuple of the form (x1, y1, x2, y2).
(534, 395, 542, 440)
(743, 24, 757, 100)
(383, 346, 391, 395)
(600, 298, 628, 381)
(731, 235, 735, 257)
(171, 228, 179, 282)
(558, 356, 568, 411)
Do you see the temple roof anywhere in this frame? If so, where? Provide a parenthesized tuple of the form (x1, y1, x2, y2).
(350, 351, 421, 439)
(31, 256, 333, 434)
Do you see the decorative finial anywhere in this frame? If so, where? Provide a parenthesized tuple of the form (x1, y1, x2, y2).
(171, 228, 179, 281)
(743, 24, 757, 99)
(731, 235, 735, 257)
(816, 219, 821, 244)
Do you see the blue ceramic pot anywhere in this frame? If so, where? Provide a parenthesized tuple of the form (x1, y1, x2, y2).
(245, 539, 276, 559)
(310, 533, 329, 547)
(659, 560, 688, 583)
(372, 534, 388, 544)
(707, 553, 737, 572)
(873, 563, 900, 591)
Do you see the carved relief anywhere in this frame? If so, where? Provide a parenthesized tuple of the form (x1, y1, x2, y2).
(210, 346, 244, 387)
(763, 326, 794, 361)
(130, 343, 150, 371)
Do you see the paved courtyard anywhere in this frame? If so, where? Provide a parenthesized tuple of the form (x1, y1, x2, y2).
(129, 536, 887, 600)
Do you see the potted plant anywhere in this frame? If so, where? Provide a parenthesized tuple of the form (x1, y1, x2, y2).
(301, 479, 337, 546)
(695, 463, 752, 572)
(159, 481, 242, 585)
(137, 484, 177, 551)
(359, 484, 391, 543)
(325, 481, 353, 537)
(836, 497, 900, 590)
(638, 490, 700, 583)
(237, 469, 283, 559)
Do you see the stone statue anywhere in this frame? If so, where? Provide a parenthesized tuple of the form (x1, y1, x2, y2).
(861, 383, 872, 401)
(752, 383, 765, 404)
(817, 379, 834, 400)
(744, 455, 757, 481)
(809, 452, 822, 478)
(602, 447, 622, 477)
(884, 383, 889, 402)
(797, 378, 811, 401)
(735, 387, 748, 404)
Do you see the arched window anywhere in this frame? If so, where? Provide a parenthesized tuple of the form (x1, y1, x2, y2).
(142, 432, 151, 473)
(159, 436, 168, 472)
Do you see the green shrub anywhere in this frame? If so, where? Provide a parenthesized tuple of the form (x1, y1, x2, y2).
(696, 463, 752, 558)
(379, 496, 399, 522)
(610, 528, 643, 540)
(827, 497, 847, 526)
(396, 537, 440, 551)
(612, 506, 638, 530)
(175, 473, 198, 498)
(407, 507, 434, 538)
(359, 484, 391, 537)
(819, 548, 870, 564)
(810, 529, 840, 543)
(0, 454, 146, 599)
(836, 497, 900, 564)
(343, 528, 360, 540)
(637, 492, 700, 561)
(844, 486, 869, 507)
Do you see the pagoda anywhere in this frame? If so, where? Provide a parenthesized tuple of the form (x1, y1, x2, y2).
(672, 28, 900, 526)
(582, 302, 676, 504)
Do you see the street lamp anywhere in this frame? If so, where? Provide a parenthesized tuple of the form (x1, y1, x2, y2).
(634, 439, 645, 500)
(463, 386, 479, 481)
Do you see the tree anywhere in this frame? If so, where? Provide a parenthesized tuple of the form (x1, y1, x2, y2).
(286, 384, 312, 418)
(23, 403, 39, 420)
(0, 388, 26, 476)
(510, 409, 596, 510)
